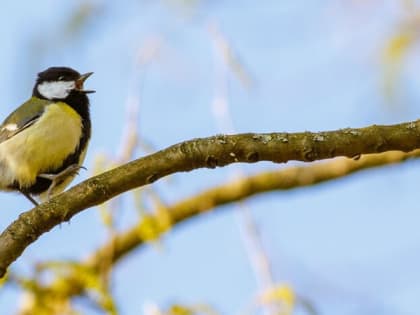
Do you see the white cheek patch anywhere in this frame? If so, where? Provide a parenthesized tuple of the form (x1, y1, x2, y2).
(37, 81, 75, 100)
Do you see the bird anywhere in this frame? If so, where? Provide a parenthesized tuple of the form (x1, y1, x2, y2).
(0, 66, 94, 206)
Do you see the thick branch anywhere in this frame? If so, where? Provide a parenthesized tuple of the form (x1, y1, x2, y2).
(14, 150, 420, 303)
(88, 149, 420, 268)
(1, 120, 420, 277)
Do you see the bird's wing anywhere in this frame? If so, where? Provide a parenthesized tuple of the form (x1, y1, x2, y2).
(0, 97, 51, 143)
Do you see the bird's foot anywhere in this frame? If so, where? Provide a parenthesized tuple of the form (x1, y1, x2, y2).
(38, 164, 86, 200)
(20, 191, 39, 206)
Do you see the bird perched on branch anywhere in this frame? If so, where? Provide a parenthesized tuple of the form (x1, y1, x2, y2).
(0, 67, 94, 205)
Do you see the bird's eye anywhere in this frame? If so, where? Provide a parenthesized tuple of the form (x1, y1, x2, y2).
(58, 76, 64, 81)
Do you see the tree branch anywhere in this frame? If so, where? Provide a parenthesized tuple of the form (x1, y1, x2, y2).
(13, 149, 420, 305)
(1, 120, 420, 277)
(88, 149, 420, 269)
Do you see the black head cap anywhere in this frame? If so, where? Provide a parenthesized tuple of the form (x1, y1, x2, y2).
(32, 66, 94, 100)
(36, 67, 81, 83)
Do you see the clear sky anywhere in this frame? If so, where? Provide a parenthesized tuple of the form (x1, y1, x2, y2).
(1, 1, 420, 315)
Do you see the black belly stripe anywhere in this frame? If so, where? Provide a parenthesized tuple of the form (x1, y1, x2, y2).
(17, 91, 91, 195)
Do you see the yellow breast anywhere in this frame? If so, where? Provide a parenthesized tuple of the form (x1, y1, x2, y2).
(0, 102, 83, 188)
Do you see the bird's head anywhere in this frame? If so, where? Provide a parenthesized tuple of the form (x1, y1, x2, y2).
(33, 67, 95, 100)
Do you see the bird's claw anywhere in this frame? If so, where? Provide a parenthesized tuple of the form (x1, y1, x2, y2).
(38, 164, 86, 200)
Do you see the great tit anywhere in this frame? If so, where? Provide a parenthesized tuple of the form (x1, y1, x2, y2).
(0, 67, 94, 206)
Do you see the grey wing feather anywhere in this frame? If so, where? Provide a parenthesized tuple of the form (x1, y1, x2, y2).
(0, 116, 40, 143)
(0, 97, 50, 144)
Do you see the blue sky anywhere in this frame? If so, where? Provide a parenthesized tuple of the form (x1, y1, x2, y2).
(1, 1, 420, 314)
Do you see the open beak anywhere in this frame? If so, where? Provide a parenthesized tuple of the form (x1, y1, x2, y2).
(76, 72, 95, 94)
